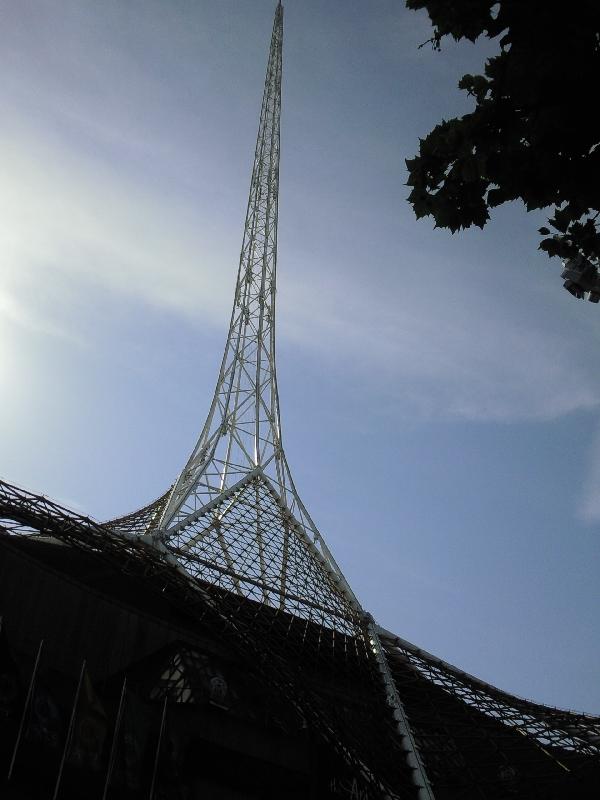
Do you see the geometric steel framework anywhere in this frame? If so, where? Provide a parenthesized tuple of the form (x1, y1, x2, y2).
(152, 2, 338, 579)
(0, 479, 423, 798)
(382, 631, 600, 797)
(111, 2, 362, 635)
(1, 3, 600, 799)
(107, 5, 434, 795)
(2, 479, 600, 800)
(384, 630, 600, 757)
(165, 472, 358, 633)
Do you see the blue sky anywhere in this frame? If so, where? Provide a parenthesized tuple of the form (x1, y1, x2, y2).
(1, 0, 599, 711)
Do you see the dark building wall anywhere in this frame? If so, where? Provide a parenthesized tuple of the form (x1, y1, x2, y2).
(0, 538, 206, 679)
(0, 536, 331, 800)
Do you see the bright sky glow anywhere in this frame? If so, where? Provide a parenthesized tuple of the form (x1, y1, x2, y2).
(1, 0, 599, 712)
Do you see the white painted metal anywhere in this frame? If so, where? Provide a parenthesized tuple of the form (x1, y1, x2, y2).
(368, 620, 436, 800)
(155, 2, 350, 596)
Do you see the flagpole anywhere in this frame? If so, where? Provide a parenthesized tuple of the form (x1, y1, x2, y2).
(101, 676, 127, 800)
(148, 695, 168, 800)
(7, 638, 44, 781)
(53, 659, 86, 800)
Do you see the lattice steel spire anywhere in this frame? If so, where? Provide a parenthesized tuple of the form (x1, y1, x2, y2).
(140, 5, 433, 796)
(154, 2, 352, 605)
(158, 1, 285, 532)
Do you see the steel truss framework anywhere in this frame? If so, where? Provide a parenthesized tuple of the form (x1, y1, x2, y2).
(1, 2, 600, 799)
(1, 480, 599, 799)
(0, 480, 418, 798)
(151, 1, 338, 587)
(110, 4, 434, 794)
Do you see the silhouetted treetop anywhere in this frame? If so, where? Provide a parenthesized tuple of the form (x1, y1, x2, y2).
(405, 0, 600, 297)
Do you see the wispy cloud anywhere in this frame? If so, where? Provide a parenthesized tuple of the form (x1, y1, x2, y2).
(0, 288, 83, 344)
(2, 117, 599, 428)
(280, 267, 600, 424)
(0, 123, 233, 339)
(3, 0, 597, 432)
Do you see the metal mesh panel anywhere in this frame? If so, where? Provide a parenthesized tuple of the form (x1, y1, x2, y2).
(168, 474, 359, 635)
(106, 491, 170, 536)
(382, 631, 600, 797)
(0, 479, 418, 799)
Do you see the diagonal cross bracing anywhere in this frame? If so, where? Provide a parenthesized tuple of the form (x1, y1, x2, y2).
(151, 1, 356, 607)
(165, 470, 361, 633)
(0, 478, 426, 798)
(157, 2, 285, 536)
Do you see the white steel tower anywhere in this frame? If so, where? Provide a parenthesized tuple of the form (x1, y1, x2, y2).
(119, 3, 434, 797)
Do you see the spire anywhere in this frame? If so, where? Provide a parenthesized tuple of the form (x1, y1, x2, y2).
(154, 2, 353, 608)
(142, 8, 434, 795)
(157, 1, 285, 530)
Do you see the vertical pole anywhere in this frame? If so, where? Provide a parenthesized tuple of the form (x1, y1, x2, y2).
(148, 695, 168, 800)
(101, 676, 127, 800)
(53, 659, 86, 800)
(7, 638, 44, 780)
(366, 619, 435, 800)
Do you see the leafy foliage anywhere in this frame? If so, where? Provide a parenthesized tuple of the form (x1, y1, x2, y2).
(405, 0, 600, 271)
